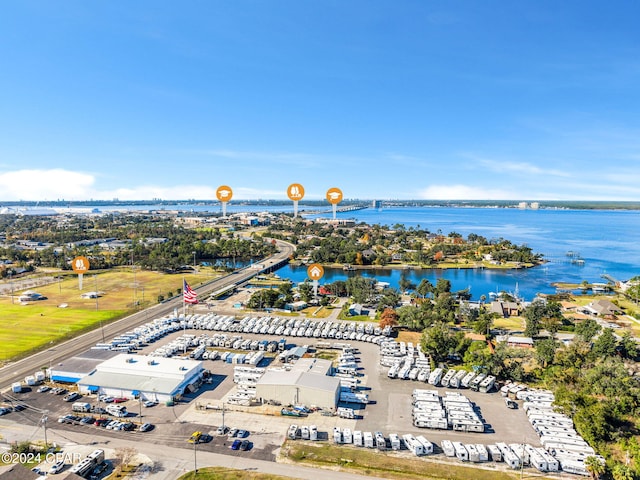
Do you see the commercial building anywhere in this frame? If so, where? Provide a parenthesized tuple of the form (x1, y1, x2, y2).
(255, 358, 340, 409)
(77, 354, 206, 403)
(50, 349, 119, 384)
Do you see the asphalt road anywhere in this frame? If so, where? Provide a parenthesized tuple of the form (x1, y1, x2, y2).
(0, 239, 294, 390)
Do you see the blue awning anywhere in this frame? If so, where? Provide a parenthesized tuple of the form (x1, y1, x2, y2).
(131, 390, 140, 396)
(51, 375, 80, 383)
(88, 385, 99, 392)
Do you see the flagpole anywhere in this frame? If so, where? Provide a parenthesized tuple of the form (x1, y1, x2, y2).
(183, 277, 187, 355)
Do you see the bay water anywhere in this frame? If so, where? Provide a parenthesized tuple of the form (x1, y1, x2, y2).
(279, 207, 640, 301)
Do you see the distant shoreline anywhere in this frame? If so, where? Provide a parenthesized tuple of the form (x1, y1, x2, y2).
(2, 199, 640, 211)
(291, 261, 538, 272)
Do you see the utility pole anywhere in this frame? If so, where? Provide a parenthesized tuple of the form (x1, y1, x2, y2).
(193, 439, 197, 475)
(41, 412, 49, 450)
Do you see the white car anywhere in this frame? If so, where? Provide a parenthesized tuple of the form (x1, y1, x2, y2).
(49, 460, 65, 474)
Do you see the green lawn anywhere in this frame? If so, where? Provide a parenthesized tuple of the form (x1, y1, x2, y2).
(281, 441, 556, 480)
(0, 304, 122, 362)
(0, 268, 219, 363)
(178, 467, 294, 480)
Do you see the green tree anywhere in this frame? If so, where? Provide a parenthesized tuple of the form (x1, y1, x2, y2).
(618, 331, 638, 360)
(535, 338, 558, 368)
(524, 300, 563, 337)
(584, 455, 606, 480)
(297, 282, 314, 303)
(399, 275, 416, 293)
(421, 322, 467, 363)
(611, 463, 634, 480)
(575, 318, 601, 342)
(472, 311, 496, 337)
(416, 279, 432, 299)
(592, 328, 618, 358)
(434, 278, 452, 296)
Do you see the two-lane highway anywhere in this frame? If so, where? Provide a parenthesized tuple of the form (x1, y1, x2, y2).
(0, 239, 294, 389)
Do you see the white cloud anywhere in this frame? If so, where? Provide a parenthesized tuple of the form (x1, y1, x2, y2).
(418, 184, 520, 200)
(0, 169, 95, 201)
(0, 168, 310, 201)
(468, 156, 571, 178)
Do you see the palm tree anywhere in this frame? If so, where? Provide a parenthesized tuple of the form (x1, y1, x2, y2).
(585, 455, 605, 480)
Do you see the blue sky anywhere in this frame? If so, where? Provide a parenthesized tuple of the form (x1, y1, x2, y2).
(1, 1, 639, 201)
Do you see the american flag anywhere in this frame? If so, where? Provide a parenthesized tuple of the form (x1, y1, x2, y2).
(183, 279, 198, 304)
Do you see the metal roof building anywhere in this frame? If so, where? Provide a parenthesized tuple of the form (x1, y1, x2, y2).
(255, 358, 339, 409)
(50, 349, 119, 383)
(77, 354, 205, 403)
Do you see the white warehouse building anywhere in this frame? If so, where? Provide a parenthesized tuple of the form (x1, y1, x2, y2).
(77, 354, 206, 403)
(255, 358, 340, 410)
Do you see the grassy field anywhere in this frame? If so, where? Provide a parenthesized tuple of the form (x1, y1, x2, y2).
(396, 330, 422, 345)
(493, 316, 524, 331)
(178, 467, 294, 480)
(0, 268, 221, 363)
(280, 441, 554, 480)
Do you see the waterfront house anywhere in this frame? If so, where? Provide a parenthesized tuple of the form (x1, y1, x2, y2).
(581, 299, 623, 319)
(490, 300, 521, 318)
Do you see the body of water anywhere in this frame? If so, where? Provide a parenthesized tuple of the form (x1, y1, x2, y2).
(276, 206, 640, 301)
(56, 203, 639, 302)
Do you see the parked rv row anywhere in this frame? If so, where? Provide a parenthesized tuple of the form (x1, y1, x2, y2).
(90, 312, 391, 358)
(412, 389, 485, 433)
(381, 341, 497, 392)
(441, 440, 561, 472)
(522, 389, 603, 476)
(287, 424, 319, 441)
(11, 370, 47, 393)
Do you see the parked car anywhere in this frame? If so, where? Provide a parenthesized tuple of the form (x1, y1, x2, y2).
(0, 408, 10, 416)
(80, 416, 95, 424)
(63, 392, 81, 402)
(240, 440, 251, 451)
(230, 439, 242, 450)
(91, 406, 107, 414)
(228, 428, 239, 438)
(112, 397, 128, 404)
(139, 422, 154, 432)
(49, 460, 65, 474)
(98, 395, 114, 403)
(37, 385, 50, 393)
(215, 425, 228, 435)
(94, 418, 109, 427)
(237, 429, 249, 438)
(143, 400, 158, 408)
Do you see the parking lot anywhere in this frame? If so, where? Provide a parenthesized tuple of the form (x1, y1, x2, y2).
(3, 314, 541, 467)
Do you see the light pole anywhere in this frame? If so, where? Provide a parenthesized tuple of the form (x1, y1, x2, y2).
(41, 412, 49, 450)
(192, 251, 196, 271)
(193, 438, 197, 475)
